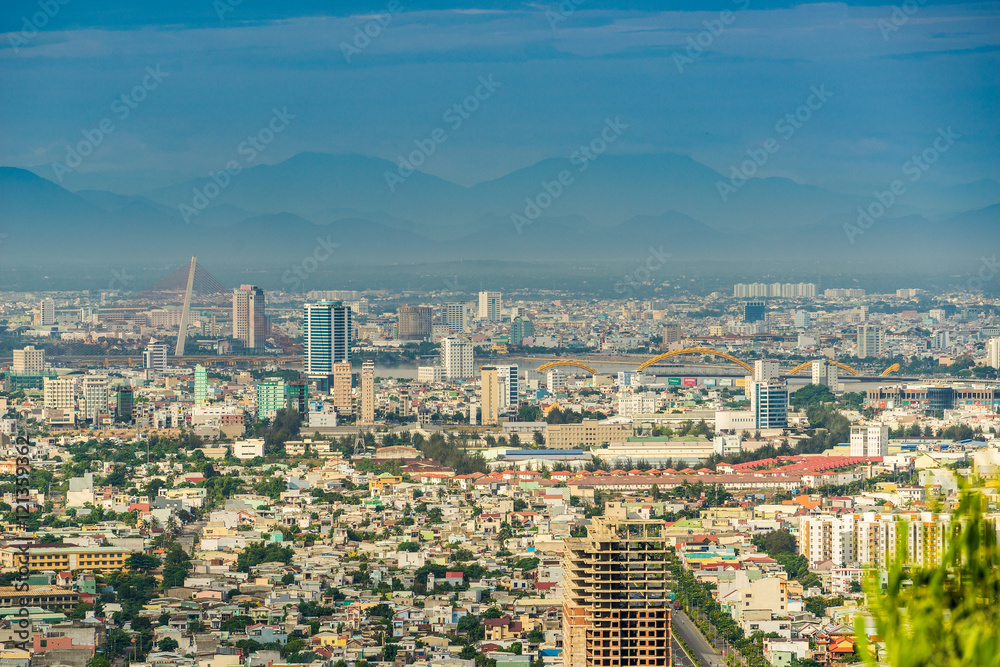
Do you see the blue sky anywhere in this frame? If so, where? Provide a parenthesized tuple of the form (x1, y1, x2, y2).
(1, 0, 997, 193)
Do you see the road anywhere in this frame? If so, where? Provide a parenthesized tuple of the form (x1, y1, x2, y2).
(672, 609, 726, 667)
(671, 633, 697, 667)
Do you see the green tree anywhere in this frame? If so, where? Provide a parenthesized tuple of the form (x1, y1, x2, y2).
(790, 383, 836, 409)
(237, 541, 294, 572)
(855, 486, 999, 667)
(157, 637, 179, 652)
(126, 553, 160, 572)
(160, 543, 192, 590)
(221, 615, 254, 633)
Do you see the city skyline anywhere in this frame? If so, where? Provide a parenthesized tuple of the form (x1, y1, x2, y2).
(0, 3, 997, 664)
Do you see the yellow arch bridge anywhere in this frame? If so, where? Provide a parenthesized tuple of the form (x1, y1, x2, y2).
(536, 348, 755, 375)
(635, 347, 754, 373)
(787, 360, 859, 376)
(536, 352, 898, 378)
(535, 360, 599, 375)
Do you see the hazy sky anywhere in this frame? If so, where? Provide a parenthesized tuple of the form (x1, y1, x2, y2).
(1, 0, 997, 194)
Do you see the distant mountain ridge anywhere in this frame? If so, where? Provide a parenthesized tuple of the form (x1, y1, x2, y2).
(0, 153, 997, 273)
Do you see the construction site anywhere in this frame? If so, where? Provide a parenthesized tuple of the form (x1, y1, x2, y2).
(563, 518, 673, 667)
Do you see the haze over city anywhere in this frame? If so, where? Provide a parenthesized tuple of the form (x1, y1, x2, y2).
(1, 0, 998, 290)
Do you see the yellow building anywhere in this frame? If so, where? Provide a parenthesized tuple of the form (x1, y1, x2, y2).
(546, 419, 633, 449)
(0, 545, 130, 572)
(368, 473, 403, 494)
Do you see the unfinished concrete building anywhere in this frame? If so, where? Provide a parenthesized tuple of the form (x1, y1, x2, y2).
(563, 518, 672, 667)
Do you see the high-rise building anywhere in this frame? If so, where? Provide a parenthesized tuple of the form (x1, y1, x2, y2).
(360, 360, 375, 424)
(194, 364, 208, 406)
(233, 285, 268, 352)
(750, 379, 788, 429)
(857, 325, 886, 358)
(332, 362, 353, 413)
(563, 518, 672, 667)
(987, 337, 1000, 369)
(286, 381, 309, 414)
(511, 317, 534, 346)
(825, 288, 866, 299)
(304, 301, 352, 379)
(478, 291, 502, 321)
(445, 303, 471, 332)
(661, 323, 681, 349)
(145, 340, 167, 373)
(743, 301, 766, 323)
(39, 299, 56, 326)
(547, 369, 566, 391)
(12, 346, 44, 374)
(734, 283, 816, 298)
(115, 387, 134, 423)
(81, 376, 109, 422)
(793, 311, 811, 328)
(441, 337, 473, 380)
(811, 359, 839, 390)
(798, 515, 853, 567)
(255, 380, 286, 420)
(850, 424, 888, 457)
(397, 305, 433, 340)
(753, 359, 780, 382)
(495, 364, 518, 411)
(43, 376, 75, 410)
(481, 366, 500, 426)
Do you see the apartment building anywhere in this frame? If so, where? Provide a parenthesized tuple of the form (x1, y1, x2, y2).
(850, 424, 889, 457)
(0, 585, 78, 611)
(546, 419, 633, 448)
(798, 515, 853, 567)
(799, 511, 952, 568)
(0, 544, 130, 572)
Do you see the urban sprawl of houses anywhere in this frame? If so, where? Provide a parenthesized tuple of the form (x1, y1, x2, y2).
(2, 279, 999, 667)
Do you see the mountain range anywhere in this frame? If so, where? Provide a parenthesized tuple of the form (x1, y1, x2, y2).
(1, 153, 997, 282)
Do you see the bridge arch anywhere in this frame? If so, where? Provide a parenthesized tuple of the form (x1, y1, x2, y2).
(535, 360, 598, 375)
(880, 363, 900, 376)
(635, 347, 753, 373)
(787, 360, 859, 376)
